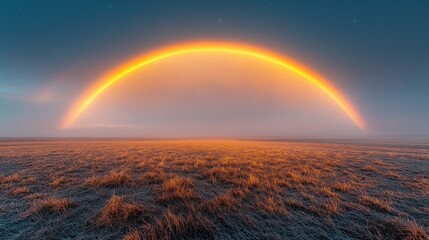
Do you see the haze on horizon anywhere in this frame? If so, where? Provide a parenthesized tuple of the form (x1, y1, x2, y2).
(1, 1, 428, 138)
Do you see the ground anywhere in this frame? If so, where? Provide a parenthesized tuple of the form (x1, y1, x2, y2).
(0, 140, 428, 239)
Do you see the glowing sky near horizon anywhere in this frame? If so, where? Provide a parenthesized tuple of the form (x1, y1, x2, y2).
(68, 49, 362, 137)
(1, 1, 428, 137)
(62, 42, 365, 133)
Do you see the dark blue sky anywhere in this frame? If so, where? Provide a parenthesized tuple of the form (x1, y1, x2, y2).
(1, 1, 428, 137)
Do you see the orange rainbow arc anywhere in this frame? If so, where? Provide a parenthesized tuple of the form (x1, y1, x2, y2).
(61, 41, 366, 129)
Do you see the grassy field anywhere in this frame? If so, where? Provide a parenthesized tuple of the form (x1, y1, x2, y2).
(0, 140, 428, 239)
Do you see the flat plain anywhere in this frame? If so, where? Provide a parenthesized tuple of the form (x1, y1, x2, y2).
(0, 139, 428, 239)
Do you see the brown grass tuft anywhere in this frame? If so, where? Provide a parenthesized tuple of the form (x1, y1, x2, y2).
(384, 171, 401, 179)
(50, 176, 67, 187)
(361, 165, 377, 173)
(157, 176, 196, 202)
(136, 161, 146, 169)
(9, 186, 31, 195)
(359, 194, 394, 213)
(318, 186, 338, 198)
(229, 188, 249, 199)
(205, 191, 240, 214)
(366, 217, 429, 240)
(333, 181, 354, 193)
(245, 174, 260, 188)
(203, 165, 250, 185)
(24, 197, 72, 217)
(141, 210, 214, 240)
(139, 171, 165, 185)
(322, 199, 340, 215)
(25, 193, 45, 200)
(373, 160, 387, 166)
(284, 198, 305, 210)
(286, 171, 302, 182)
(409, 177, 429, 195)
(85, 169, 132, 187)
(256, 195, 287, 215)
(2, 174, 21, 183)
(123, 230, 143, 240)
(96, 194, 143, 228)
(26, 176, 37, 184)
(285, 171, 318, 185)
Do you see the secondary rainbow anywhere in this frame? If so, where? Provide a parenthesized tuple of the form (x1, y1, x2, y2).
(61, 41, 366, 129)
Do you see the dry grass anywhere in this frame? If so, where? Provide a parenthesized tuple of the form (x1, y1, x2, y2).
(85, 169, 132, 187)
(205, 190, 241, 214)
(373, 159, 388, 166)
(9, 186, 31, 195)
(333, 181, 354, 192)
(364, 217, 429, 240)
(50, 176, 67, 187)
(24, 197, 72, 217)
(203, 166, 236, 184)
(25, 193, 45, 200)
(245, 174, 260, 188)
(123, 230, 143, 240)
(317, 186, 338, 198)
(284, 198, 306, 210)
(136, 161, 146, 169)
(26, 176, 38, 184)
(408, 177, 429, 195)
(138, 170, 165, 184)
(1, 173, 21, 183)
(96, 194, 143, 228)
(157, 176, 196, 202)
(322, 199, 340, 215)
(359, 194, 395, 213)
(361, 165, 378, 173)
(0, 140, 428, 239)
(256, 195, 287, 215)
(139, 210, 214, 240)
(384, 170, 402, 179)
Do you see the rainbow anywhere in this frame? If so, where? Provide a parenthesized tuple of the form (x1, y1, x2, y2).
(61, 41, 366, 129)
